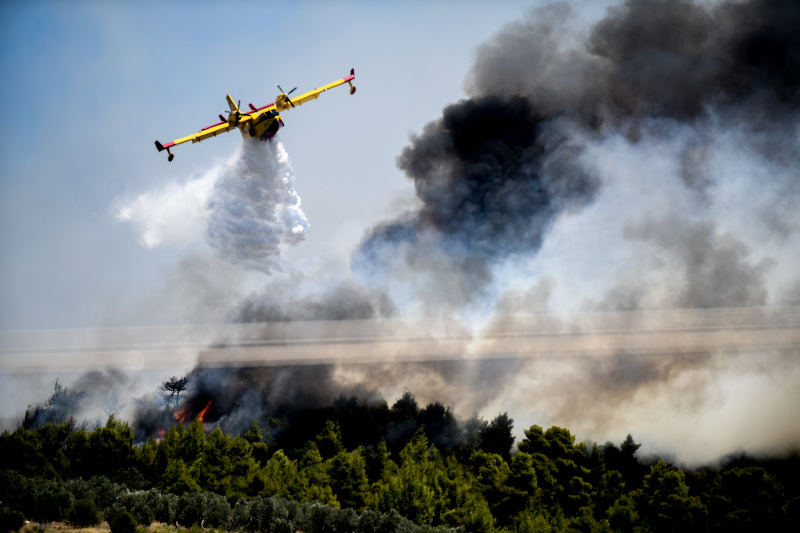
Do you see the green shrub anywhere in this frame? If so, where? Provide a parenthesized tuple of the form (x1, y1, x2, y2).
(152, 491, 178, 524)
(109, 508, 137, 533)
(230, 499, 251, 532)
(0, 506, 26, 533)
(88, 476, 125, 513)
(248, 496, 283, 532)
(177, 492, 230, 529)
(203, 493, 231, 529)
(68, 499, 100, 527)
(272, 518, 294, 533)
(115, 491, 155, 527)
(25, 478, 74, 523)
(328, 507, 358, 533)
(305, 503, 335, 533)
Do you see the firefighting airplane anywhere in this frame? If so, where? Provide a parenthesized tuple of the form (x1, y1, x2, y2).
(155, 68, 356, 161)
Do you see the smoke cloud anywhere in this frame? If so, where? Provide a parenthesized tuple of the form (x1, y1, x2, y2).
(233, 277, 395, 323)
(114, 168, 215, 249)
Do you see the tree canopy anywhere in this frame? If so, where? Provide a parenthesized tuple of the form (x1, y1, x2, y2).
(1, 387, 797, 533)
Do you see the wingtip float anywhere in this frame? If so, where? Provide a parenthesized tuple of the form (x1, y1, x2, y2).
(155, 68, 357, 162)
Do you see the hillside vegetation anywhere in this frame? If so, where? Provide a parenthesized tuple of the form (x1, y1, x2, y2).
(2, 390, 798, 533)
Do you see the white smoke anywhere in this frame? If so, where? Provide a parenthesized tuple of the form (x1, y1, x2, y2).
(115, 137, 309, 274)
(206, 139, 308, 274)
(113, 169, 216, 249)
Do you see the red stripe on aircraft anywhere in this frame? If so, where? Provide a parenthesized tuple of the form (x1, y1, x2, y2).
(200, 101, 276, 131)
(240, 103, 275, 117)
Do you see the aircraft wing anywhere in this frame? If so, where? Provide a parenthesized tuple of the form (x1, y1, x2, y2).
(181, 121, 238, 145)
(287, 70, 356, 108)
(155, 121, 234, 154)
(156, 113, 253, 155)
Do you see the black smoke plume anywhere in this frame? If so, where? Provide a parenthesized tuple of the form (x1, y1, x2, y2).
(354, 95, 599, 307)
(377, 96, 595, 257)
(469, 0, 799, 122)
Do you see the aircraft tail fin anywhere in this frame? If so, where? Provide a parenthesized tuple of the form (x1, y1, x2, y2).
(225, 94, 248, 138)
(226, 94, 239, 113)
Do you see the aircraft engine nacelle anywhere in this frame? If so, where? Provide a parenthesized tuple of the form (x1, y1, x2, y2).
(275, 94, 291, 111)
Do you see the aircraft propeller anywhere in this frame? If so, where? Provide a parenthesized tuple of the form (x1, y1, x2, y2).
(277, 84, 297, 107)
(223, 100, 243, 123)
(223, 100, 242, 115)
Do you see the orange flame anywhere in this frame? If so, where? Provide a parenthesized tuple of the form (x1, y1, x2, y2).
(173, 401, 212, 425)
(174, 407, 191, 424)
(197, 401, 212, 423)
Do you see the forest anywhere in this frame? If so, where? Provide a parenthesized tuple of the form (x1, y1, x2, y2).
(1, 380, 798, 533)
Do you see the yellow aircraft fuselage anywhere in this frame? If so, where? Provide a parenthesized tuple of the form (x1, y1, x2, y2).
(155, 69, 356, 161)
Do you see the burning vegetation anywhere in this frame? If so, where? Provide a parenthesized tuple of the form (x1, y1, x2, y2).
(173, 401, 212, 426)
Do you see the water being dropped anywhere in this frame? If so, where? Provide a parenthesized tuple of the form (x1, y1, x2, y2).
(206, 138, 309, 274)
